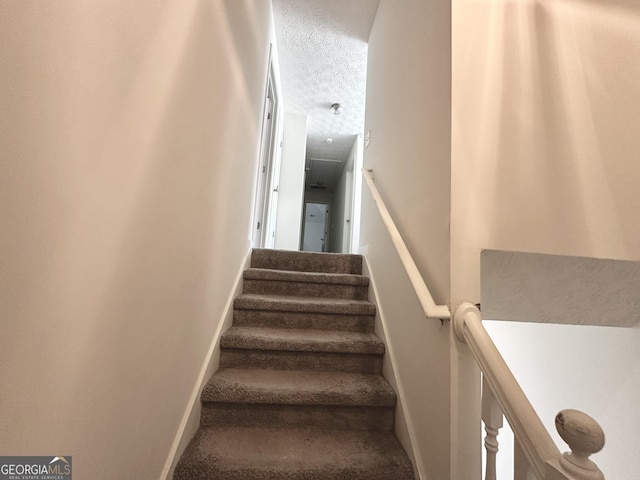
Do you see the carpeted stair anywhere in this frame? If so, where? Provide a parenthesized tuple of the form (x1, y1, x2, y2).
(174, 248, 415, 480)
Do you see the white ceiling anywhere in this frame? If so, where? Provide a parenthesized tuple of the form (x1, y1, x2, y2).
(272, 0, 380, 190)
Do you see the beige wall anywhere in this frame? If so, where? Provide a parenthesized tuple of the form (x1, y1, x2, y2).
(452, 0, 640, 304)
(362, 0, 452, 478)
(0, 1, 275, 478)
(363, 0, 451, 305)
(360, 189, 452, 479)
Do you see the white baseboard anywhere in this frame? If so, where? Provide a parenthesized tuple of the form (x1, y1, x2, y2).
(159, 248, 252, 480)
(362, 255, 425, 480)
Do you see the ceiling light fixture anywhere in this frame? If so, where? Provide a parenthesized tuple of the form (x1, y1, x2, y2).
(326, 138, 333, 144)
(331, 103, 343, 115)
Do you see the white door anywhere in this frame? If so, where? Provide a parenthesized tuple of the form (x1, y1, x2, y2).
(302, 203, 329, 252)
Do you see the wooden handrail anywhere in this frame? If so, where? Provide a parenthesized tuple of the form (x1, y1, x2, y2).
(361, 168, 606, 479)
(453, 302, 605, 480)
(454, 303, 559, 477)
(362, 168, 450, 320)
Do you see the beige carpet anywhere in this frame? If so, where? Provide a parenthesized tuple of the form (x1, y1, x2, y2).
(173, 249, 415, 480)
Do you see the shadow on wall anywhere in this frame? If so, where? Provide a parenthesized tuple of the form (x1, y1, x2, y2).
(453, 0, 640, 261)
(0, 0, 272, 479)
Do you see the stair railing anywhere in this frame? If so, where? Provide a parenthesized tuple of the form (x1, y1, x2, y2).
(362, 168, 450, 320)
(362, 168, 606, 479)
(453, 303, 606, 480)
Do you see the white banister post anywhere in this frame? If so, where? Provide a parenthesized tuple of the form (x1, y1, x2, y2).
(555, 409, 605, 480)
(514, 439, 535, 480)
(482, 376, 503, 480)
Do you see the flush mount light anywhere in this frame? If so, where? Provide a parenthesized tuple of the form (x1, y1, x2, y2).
(326, 138, 333, 144)
(331, 103, 343, 115)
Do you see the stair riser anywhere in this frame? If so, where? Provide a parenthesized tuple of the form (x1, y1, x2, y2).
(251, 249, 362, 274)
(233, 309, 375, 332)
(201, 403, 394, 431)
(175, 463, 411, 480)
(234, 298, 376, 316)
(220, 349, 383, 374)
(220, 329, 385, 356)
(243, 279, 368, 300)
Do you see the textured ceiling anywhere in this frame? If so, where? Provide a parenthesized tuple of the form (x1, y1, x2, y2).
(273, 0, 380, 190)
(481, 250, 640, 327)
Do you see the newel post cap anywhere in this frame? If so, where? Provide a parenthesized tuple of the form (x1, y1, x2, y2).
(555, 409, 605, 480)
(453, 302, 480, 342)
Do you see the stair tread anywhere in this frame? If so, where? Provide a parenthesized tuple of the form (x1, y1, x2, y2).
(175, 425, 414, 480)
(221, 326, 384, 354)
(235, 294, 376, 315)
(244, 267, 369, 285)
(202, 368, 396, 407)
(251, 248, 363, 274)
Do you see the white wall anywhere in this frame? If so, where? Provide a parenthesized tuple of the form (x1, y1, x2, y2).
(361, 188, 452, 480)
(329, 137, 357, 253)
(485, 321, 640, 480)
(0, 1, 275, 479)
(274, 112, 307, 250)
(350, 135, 364, 254)
(452, 0, 640, 304)
(362, 0, 453, 478)
(364, 0, 451, 305)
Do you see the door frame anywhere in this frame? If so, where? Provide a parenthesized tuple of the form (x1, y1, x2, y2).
(251, 45, 282, 248)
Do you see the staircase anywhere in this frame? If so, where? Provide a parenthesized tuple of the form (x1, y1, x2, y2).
(174, 248, 415, 480)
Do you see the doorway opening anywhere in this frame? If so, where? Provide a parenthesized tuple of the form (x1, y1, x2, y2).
(295, 134, 362, 254)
